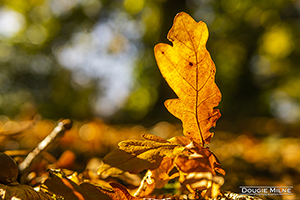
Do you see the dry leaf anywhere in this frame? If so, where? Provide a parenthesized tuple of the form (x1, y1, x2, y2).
(118, 140, 185, 158)
(180, 172, 224, 198)
(139, 157, 177, 197)
(141, 133, 168, 143)
(154, 12, 221, 145)
(0, 183, 52, 200)
(97, 149, 163, 177)
(109, 183, 142, 200)
(167, 136, 191, 146)
(174, 142, 225, 176)
(79, 182, 115, 200)
(98, 136, 185, 177)
(80, 182, 142, 200)
(44, 176, 91, 200)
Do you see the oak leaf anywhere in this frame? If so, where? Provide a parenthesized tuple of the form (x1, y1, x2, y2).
(138, 157, 177, 197)
(179, 172, 224, 198)
(97, 135, 185, 177)
(154, 12, 221, 145)
(174, 141, 225, 176)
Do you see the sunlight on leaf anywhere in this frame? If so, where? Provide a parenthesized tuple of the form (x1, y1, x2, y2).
(139, 157, 176, 197)
(175, 141, 225, 176)
(98, 135, 186, 177)
(154, 12, 221, 145)
(180, 172, 224, 198)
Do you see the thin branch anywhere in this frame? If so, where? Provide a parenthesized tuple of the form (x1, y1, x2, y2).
(18, 119, 72, 173)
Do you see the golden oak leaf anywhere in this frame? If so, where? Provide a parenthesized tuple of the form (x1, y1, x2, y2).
(98, 136, 185, 177)
(118, 140, 185, 158)
(97, 148, 162, 177)
(141, 133, 168, 143)
(167, 136, 191, 146)
(154, 12, 221, 145)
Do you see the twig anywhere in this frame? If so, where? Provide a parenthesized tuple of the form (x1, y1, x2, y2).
(18, 119, 72, 173)
(134, 171, 150, 197)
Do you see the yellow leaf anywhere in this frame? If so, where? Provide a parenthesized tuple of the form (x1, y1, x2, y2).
(154, 12, 221, 145)
(118, 140, 185, 158)
(180, 172, 224, 198)
(97, 148, 163, 177)
(98, 137, 185, 177)
(141, 133, 168, 143)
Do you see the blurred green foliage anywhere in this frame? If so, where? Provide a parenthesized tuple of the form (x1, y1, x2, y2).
(0, 0, 300, 127)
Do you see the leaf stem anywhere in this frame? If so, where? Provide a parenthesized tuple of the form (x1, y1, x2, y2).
(133, 171, 149, 197)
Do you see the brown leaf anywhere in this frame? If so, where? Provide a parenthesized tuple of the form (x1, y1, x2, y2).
(79, 182, 115, 200)
(44, 176, 91, 200)
(0, 183, 52, 200)
(154, 12, 221, 145)
(110, 183, 141, 200)
(97, 149, 163, 177)
(175, 142, 225, 176)
(139, 157, 177, 197)
(81, 182, 142, 200)
(98, 138, 185, 177)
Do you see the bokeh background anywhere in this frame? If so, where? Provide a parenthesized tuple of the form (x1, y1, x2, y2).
(1, 0, 300, 199)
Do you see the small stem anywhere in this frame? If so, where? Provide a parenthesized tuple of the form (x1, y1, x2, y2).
(18, 119, 72, 173)
(134, 171, 150, 197)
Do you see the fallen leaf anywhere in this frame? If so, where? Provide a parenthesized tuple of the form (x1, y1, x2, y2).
(44, 175, 91, 200)
(180, 172, 224, 198)
(167, 136, 191, 146)
(118, 139, 186, 158)
(0, 182, 52, 200)
(80, 182, 143, 200)
(154, 12, 221, 145)
(139, 157, 177, 197)
(141, 133, 168, 143)
(98, 136, 185, 177)
(174, 142, 225, 176)
(110, 183, 141, 200)
(97, 149, 163, 177)
(79, 182, 115, 200)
